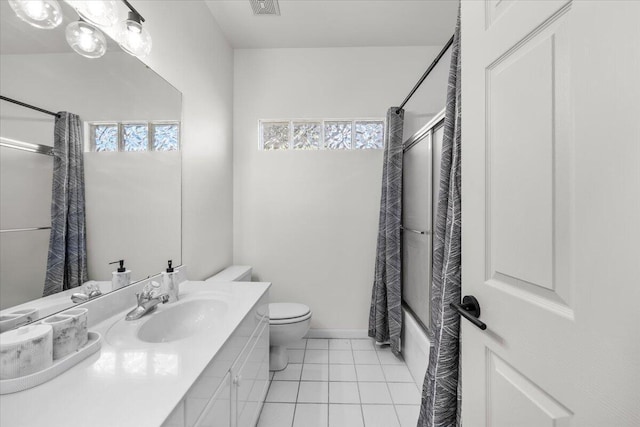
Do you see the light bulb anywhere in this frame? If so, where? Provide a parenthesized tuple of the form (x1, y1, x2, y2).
(65, 20, 107, 59)
(8, 0, 62, 29)
(78, 28, 97, 51)
(72, 0, 119, 27)
(117, 13, 151, 58)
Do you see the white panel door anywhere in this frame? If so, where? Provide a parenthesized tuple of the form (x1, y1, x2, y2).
(461, 1, 640, 426)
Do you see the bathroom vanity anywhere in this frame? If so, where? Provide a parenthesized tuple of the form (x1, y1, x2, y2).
(0, 280, 270, 427)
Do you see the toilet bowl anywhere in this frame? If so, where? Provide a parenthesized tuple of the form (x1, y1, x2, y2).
(268, 303, 312, 371)
(205, 266, 311, 371)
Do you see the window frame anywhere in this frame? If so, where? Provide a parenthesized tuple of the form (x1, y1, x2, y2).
(88, 121, 181, 152)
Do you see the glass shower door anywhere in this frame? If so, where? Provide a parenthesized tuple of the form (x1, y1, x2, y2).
(402, 117, 444, 332)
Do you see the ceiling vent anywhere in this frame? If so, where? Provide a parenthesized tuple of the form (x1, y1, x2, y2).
(250, 0, 280, 16)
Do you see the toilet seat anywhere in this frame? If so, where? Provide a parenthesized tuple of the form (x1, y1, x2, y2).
(269, 303, 311, 325)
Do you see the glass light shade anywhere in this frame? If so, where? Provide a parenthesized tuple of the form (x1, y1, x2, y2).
(72, 0, 119, 27)
(8, 0, 63, 29)
(65, 20, 107, 59)
(117, 17, 152, 58)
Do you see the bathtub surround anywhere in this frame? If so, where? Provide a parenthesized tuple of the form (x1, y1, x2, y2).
(43, 112, 88, 297)
(401, 309, 430, 392)
(418, 10, 462, 427)
(369, 107, 404, 356)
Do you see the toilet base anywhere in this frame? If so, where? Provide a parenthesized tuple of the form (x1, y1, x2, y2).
(269, 345, 288, 371)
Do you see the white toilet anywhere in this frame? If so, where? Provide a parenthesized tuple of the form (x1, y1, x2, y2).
(205, 266, 311, 371)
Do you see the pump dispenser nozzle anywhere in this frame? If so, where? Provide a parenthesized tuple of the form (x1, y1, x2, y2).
(109, 260, 126, 273)
(166, 260, 174, 273)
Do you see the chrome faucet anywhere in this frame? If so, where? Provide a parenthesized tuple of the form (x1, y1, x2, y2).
(125, 282, 169, 321)
(71, 289, 102, 303)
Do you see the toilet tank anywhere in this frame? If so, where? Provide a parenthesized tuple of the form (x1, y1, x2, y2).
(205, 265, 252, 282)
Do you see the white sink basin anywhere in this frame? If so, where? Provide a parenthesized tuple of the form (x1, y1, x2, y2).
(137, 299, 228, 343)
(106, 296, 229, 346)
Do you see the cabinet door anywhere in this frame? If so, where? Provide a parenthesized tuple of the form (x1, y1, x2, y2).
(234, 319, 269, 427)
(193, 372, 231, 427)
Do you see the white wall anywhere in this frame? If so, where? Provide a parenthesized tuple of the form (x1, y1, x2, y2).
(233, 46, 447, 330)
(135, 1, 235, 280)
(84, 152, 181, 281)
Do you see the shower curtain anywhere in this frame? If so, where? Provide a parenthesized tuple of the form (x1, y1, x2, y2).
(418, 7, 462, 427)
(368, 107, 404, 356)
(43, 112, 88, 297)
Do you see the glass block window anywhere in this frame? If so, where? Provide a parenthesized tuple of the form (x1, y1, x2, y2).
(89, 121, 180, 152)
(261, 121, 290, 150)
(324, 121, 352, 150)
(259, 119, 382, 151)
(123, 124, 149, 152)
(92, 124, 118, 152)
(292, 122, 321, 150)
(152, 124, 179, 151)
(355, 121, 384, 149)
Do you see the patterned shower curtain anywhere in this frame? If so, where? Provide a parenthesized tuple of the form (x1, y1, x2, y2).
(43, 112, 88, 297)
(368, 107, 404, 356)
(418, 7, 462, 427)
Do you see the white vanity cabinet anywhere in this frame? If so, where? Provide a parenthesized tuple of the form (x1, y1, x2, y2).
(233, 318, 269, 427)
(163, 293, 270, 427)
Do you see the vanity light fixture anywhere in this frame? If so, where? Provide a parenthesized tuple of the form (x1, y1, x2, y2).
(8, 0, 63, 29)
(69, 0, 119, 28)
(65, 19, 107, 59)
(9, 0, 152, 59)
(116, 11, 152, 58)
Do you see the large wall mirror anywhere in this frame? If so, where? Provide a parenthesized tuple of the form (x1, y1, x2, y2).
(0, 1, 182, 328)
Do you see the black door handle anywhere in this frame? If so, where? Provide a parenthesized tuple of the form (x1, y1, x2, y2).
(450, 295, 487, 330)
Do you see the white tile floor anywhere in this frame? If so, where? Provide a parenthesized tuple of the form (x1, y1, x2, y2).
(257, 338, 421, 427)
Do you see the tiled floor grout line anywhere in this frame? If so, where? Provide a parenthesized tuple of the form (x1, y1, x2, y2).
(378, 346, 404, 427)
(260, 339, 420, 427)
(290, 339, 307, 427)
(353, 344, 366, 426)
(326, 347, 330, 427)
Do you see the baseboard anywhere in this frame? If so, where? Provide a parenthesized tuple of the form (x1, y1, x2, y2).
(306, 329, 369, 339)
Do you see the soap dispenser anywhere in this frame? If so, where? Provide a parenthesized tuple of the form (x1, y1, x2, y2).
(161, 260, 179, 303)
(109, 260, 131, 291)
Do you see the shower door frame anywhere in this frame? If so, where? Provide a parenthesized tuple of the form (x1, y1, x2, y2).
(401, 109, 445, 334)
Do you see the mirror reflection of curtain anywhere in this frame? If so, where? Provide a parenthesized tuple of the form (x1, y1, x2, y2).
(43, 112, 88, 296)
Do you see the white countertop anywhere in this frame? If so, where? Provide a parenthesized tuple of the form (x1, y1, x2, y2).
(0, 281, 270, 427)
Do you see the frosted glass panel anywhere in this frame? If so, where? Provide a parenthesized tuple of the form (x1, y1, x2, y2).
(262, 122, 289, 150)
(292, 122, 321, 150)
(94, 124, 118, 152)
(123, 124, 148, 152)
(153, 124, 179, 151)
(355, 121, 384, 149)
(324, 121, 352, 149)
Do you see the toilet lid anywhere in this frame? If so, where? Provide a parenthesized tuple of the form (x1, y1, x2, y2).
(269, 303, 311, 320)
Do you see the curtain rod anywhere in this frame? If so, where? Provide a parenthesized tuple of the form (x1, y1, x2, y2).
(1, 96, 58, 117)
(396, 34, 455, 114)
